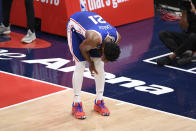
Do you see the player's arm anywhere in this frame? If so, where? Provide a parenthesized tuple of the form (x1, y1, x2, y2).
(179, 10, 189, 30)
(79, 30, 101, 74)
(115, 31, 121, 44)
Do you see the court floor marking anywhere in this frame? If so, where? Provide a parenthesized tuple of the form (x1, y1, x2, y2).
(85, 90, 196, 122)
(189, 67, 196, 71)
(0, 90, 70, 111)
(143, 52, 196, 74)
(0, 70, 69, 111)
(0, 71, 196, 122)
(0, 70, 68, 89)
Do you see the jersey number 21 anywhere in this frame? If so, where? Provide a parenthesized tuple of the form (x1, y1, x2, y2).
(88, 15, 106, 24)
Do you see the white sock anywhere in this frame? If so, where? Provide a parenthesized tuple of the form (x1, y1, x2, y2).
(74, 95, 81, 104)
(92, 58, 105, 101)
(72, 61, 86, 103)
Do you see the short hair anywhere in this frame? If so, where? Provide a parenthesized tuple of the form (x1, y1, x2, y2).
(103, 42, 121, 62)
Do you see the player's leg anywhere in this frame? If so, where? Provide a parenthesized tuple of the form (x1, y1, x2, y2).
(67, 22, 86, 103)
(92, 57, 110, 116)
(24, 0, 35, 33)
(21, 0, 36, 43)
(92, 58, 105, 101)
(157, 31, 188, 66)
(72, 61, 86, 103)
(0, 0, 13, 34)
(176, 33, 196, 65)
(72, 61, 86, 119)
(67, 21, 86, 119)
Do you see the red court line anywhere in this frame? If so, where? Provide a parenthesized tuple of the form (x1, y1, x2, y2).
(0, 71, 67, 108)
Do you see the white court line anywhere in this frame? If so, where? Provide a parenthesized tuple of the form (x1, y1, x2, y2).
(84, 92, 196, 122)
(143, 53, 196, 74)
(144, 52, 172, 61)
(188, 67, 196, 71)
(0, 71, 196, 122)
(116, 102, 126, 106)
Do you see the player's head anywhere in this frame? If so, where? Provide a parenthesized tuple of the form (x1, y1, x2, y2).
(101, 41, 121, 62)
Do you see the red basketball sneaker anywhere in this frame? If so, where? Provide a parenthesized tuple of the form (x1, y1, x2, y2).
(94, 100, 110, 116)
(72, 102, 86, 119)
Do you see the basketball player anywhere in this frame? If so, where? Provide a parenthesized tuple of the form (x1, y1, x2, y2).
(67, 11, 121, 119)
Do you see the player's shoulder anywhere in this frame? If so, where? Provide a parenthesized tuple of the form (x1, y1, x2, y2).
(86, 30, 102, 43)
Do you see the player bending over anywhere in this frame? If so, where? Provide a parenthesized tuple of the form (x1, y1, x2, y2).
(67, 11, 121, 119)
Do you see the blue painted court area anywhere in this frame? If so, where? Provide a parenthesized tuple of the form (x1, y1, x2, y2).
(0, 15, 196, 120)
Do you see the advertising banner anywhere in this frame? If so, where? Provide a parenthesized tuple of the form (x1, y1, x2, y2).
(10, 0, 154, 37)
(10, 0, 66, 36)
(76, 0, 154, 26)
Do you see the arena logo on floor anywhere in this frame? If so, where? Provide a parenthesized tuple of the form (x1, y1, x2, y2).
(0, 49, 174, 95)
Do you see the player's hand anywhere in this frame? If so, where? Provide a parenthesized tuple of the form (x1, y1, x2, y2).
(89, 61, 98, 76)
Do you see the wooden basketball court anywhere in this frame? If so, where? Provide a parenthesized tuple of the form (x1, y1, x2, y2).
(1, 5, 196, 130)
(1, 88, 196, 131)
